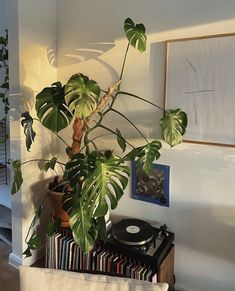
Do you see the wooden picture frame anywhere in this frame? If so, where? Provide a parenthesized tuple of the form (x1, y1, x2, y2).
(164, 33, 235, 147)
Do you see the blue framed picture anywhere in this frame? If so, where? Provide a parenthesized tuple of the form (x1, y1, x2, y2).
(131, 161, 170, 207)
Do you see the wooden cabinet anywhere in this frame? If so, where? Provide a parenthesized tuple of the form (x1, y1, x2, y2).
(45, 227, 175, 289)
(158, 245, 175, 291)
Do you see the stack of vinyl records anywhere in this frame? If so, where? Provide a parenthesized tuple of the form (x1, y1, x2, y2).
(46, 218, 174, 284)
(46, 228, 157, 283)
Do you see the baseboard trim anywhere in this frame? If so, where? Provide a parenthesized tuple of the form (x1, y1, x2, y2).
(8, 252, 22, 268)
(9, 245, 45, 268)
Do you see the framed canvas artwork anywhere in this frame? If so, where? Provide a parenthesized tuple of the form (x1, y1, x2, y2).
(165, 34, 235, 147)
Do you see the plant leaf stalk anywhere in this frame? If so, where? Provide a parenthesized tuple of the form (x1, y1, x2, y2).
(98, 124, 135, 149)
(119, 42, 130, 90)
(116, 91, 166, 112)
(110, 108, 148, 143)
(33, 118, 70, 148)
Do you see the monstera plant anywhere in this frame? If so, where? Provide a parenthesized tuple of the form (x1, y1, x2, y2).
(12, 18, 187, 257)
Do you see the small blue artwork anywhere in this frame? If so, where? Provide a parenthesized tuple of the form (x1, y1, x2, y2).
(131, 161, 170, 207)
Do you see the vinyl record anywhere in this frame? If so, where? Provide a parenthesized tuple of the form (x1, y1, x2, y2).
(112, 219, 154, 246)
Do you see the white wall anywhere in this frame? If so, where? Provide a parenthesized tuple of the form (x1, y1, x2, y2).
(56, 1, 235, 291)
(7, 0, 57, 266)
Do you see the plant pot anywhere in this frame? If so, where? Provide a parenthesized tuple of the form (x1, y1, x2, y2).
(46, 184, 70, 228)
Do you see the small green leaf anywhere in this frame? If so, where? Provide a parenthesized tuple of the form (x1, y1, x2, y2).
(31, 206, 42, 227)
(160, 109, 187, 147)
(22, 247, 32, 258)
(128, 140, 162, 174)
(38, 160, 49, 172)
(21, 111, 36, 151)
(27, 233, 42, 250)
(46, 218, 61, 236)
(124, 18, 147, 53)
(116, 128, 126, 152)
(38, 157, 57, 172)
(0, 82, 9, 89)
(11, 160, 23, 194)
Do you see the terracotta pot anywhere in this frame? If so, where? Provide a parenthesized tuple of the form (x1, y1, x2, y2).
(46, 184, 70, 228)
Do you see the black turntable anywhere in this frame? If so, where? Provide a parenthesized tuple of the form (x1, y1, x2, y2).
(105, 218, 175, 268)
(112, 219, 154, 246)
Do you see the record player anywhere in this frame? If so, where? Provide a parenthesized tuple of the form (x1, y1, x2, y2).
(105, 218, 174, 268)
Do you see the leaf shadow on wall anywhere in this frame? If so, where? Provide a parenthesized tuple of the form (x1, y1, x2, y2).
(47, 42, 119, 82)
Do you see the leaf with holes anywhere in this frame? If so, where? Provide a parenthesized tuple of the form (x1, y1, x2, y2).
(62, 187, 80, 215)
(160, 109, 187, 147)
(35, 81, 72, 132)
(124, 18, 147, 52)
(21, 111, 36, 151)
(136, 140, 162, 174)
(64, 152, 100, 189)
(65, 74, 100, 119)
(81, 156, 130, 212)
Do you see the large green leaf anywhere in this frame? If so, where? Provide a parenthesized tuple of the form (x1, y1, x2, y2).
(125, 140, 162, 174)
(160, 109, 187, 147)
(65, 74, 101, 119)
(11, 160, 23, 194)
(64, 152, 100, 188)
(21, 111, 36, 151)
(69, 203, 98, 252)
(81, 156, 130, 211)
(63, 152, 102, 216)
(67, 155, 130, 252)
(62, 188, 80, 215)
(124, 18, 147, 52)
(35, 81, 72, 132)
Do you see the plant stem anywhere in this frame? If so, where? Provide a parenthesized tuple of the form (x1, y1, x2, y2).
(83, 121, 91, 155)
(110, 108, 149, 143)
(25, 193, 48, 243)
(20, 159, 66, 167)
(116, 91, 166, 112)
(33, 118, 70, 148)
(79, 133, 112, 153)
(119, 42, 130, 89)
